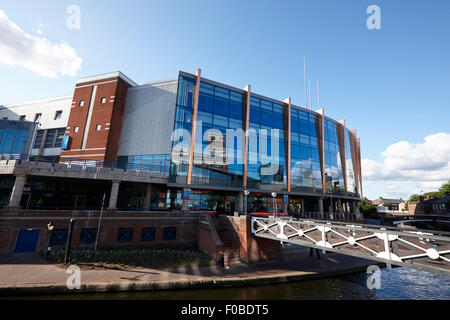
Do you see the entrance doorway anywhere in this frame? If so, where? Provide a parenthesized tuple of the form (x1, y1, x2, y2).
(14, 229, 40, 253)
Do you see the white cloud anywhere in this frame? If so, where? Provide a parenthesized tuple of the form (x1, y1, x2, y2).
(0, 10, 82, 78)
(362, 132, 450, 200)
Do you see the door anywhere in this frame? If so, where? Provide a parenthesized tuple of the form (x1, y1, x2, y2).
(14, 229, 40, 253)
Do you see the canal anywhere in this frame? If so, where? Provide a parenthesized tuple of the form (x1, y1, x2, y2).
(18, 267, 450, 300)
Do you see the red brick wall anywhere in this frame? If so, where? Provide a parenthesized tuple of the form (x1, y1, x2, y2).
(226, 216, 282, 263)
(61, 76, 132, 162)
(0, 210, 199, 253)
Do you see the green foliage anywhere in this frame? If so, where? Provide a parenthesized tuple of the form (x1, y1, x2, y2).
(359, 201, 378, 218)
(423, 192, 439, 199)
(438, 181, 450, 198)
(46, 247, 215, 269)
(408, 181, 450, 202)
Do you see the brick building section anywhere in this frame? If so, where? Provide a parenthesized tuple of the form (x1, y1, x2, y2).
(0, 210, 282, 265)
(61, 75, 133, 162)
(0, 210, 199, 253)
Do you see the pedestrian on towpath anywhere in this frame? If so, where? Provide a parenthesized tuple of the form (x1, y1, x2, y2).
(309, 247, 320, 258)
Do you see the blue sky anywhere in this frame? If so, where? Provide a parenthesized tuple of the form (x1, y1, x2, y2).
(0, 0, 449, 200)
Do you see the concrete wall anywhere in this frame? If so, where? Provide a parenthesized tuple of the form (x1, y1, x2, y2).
(0, 95, 72, 157)
(0, 95, 71, 130)
(117, 79, 178, 157)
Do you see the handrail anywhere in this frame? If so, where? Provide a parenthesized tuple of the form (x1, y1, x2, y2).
(0, 153, 171, 176)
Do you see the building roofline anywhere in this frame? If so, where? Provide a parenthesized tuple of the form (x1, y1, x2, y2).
(77, 71, 138, 87)
(1, 94, 73, 109)
(179, 70, 355, 131)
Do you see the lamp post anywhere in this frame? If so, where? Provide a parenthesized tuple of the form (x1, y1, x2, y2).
(46, 220, 54, 258)
(271, 192, 277, 215)
(64, 218, 75, 264)
(94, 192, 106, 252)
(243, 188, 250, 215)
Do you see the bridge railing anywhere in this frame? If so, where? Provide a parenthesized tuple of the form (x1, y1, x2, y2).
(292, 211, 361, 222)
(251, 216, 450, 275)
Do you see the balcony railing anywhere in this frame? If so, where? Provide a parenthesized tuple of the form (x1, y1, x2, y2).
(0, 153, 171, 176)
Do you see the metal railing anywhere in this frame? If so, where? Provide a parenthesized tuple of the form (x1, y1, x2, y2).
(0, 153, 171, 176)
(289, 211, 360, 222)
(251, 216, 450, 275)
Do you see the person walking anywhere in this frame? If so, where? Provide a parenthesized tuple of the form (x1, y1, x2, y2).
(309, 247, 321, 258)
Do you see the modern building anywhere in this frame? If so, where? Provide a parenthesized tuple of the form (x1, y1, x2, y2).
(0, 69, 363, 215)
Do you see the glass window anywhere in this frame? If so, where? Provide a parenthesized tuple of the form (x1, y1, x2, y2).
(49, 229, 68, 245)
(117, 228, 133, 243)
(163, 227, 176, 240)
(141, 228, 155, 242)
(33, 130, 44, 149)
(197, 111, 212, 126)
(45, 129, 57, 148)
(34, 113, 41, 122)
(80, 229, 97, 244)
(228, 118, 242, 130)
(213, 114, 228, 128)
(54, 111, 62, 120)
(213, 86, 229, 116)
(229, 91, 243, 119)
(198, 82, 214, 112)
(177, 75, 194, 108)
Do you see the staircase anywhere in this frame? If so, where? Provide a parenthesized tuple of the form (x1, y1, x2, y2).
(213, 215, 241, 265)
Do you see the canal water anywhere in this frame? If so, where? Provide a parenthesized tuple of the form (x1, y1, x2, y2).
(23, 267, 450, 300)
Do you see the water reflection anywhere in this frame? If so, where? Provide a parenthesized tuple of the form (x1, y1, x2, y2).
(10, 267, 450, 300)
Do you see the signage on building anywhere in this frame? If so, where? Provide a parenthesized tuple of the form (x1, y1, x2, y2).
(182, 189, 190, 200)
(61, 136, 70, 150)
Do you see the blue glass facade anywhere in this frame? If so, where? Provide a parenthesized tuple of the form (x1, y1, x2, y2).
(247, 96, 286, 190)
(169, 71, 361, 199)
(345, 129, 357, 196)
(324, 119, 345, 195)
(117, 154, 170, 175)
(170, 74, 195, 184)
(290, 109, 322, 193)
(0, 120, 34, 156)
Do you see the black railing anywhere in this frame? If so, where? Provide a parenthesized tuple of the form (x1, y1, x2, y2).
(0, 153, 171, 176)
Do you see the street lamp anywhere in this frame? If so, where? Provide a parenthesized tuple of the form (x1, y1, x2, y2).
(271, 192, 277, 215)
(94, 192, 106, 252)
(47, 220, 55, 231)
(243, 188, 250, 215)
(64, 218, 75, 264)
(46, 220, 54, 258)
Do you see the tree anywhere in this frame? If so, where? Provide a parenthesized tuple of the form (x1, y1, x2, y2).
(423, 192, 439, 199)
(438, 181, 450, 198)
(359, 201, 378, 218)
(409, 194, 419, 202)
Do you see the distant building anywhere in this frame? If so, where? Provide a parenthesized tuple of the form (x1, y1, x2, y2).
(409, 193, 450, 215)
(361, 197, 373, 205)
(372, 197, 405, 211)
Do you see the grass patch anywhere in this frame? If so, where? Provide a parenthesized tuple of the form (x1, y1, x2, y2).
(45, 247, 216, 270)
